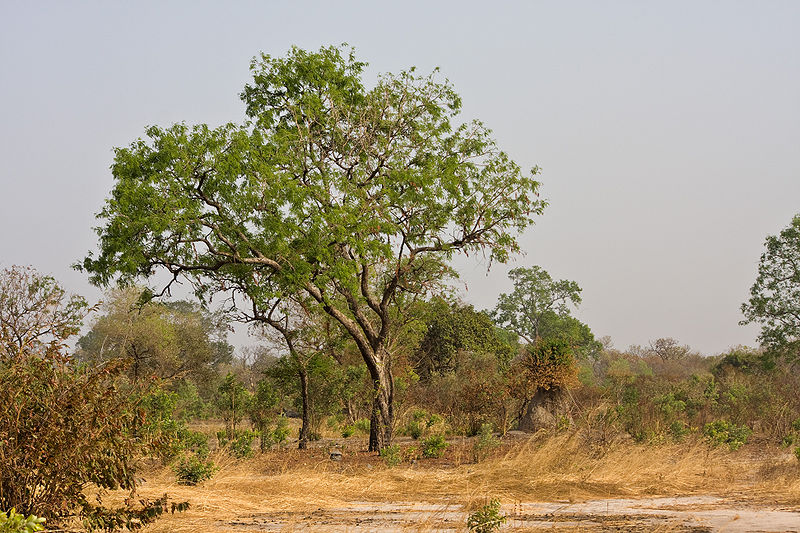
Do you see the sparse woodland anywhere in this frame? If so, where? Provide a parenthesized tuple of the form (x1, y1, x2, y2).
(1, 46, 799, 532)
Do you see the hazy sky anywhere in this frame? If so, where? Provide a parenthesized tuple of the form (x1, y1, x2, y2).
(1, 1, 798, 355)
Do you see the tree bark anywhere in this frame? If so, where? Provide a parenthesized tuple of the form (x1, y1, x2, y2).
(367, 362, 394, 452)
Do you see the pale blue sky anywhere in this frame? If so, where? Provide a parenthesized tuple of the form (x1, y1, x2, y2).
(1, 1, 798, 354)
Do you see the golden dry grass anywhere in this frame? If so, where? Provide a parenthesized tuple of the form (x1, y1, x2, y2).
(119, 432, 800, 532)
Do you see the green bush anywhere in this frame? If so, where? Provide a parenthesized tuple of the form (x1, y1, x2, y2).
(0, 509, 45, 533)
(379, 445, 401, 467)
(467, 499, 506, 533)
(272, 416, 290, 445)
(472, 424, 501, 463)
(794, 446, 800, 461)
(173, 455, 216, 485)
(704, 420, 751, 450)
(216, 429, 229, 448)
(178, 429, 210, 458)
(422, 435, 449, 459)
(230, 430, 256, 459)
(406, 420, 423, 439)
(353, 418, 371, 434)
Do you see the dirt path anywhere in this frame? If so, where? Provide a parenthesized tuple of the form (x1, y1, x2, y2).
(219, 496, 800, 532)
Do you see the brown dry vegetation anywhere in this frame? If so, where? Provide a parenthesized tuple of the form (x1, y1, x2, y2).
(108, 431, 800, 532)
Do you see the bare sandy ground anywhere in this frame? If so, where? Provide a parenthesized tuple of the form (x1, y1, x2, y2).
(218, 495, 800, 532)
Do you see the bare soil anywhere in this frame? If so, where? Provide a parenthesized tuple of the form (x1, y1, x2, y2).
(216, 496, 800, 532)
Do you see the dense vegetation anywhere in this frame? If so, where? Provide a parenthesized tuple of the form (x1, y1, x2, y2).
(2, 45, 799, 531)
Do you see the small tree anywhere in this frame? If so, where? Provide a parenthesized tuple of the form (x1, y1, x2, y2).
(216, 373, 251, 439)
(0, 265, 87, 363)
(492, 266, 582, 344)
(741, 214, 800, 358)
(249, 378, 279, 451)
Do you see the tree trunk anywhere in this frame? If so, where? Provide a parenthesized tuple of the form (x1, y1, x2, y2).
(367, 364, 394, 452)
(298, 365, 310, 450)
(518, 386, 569, 433)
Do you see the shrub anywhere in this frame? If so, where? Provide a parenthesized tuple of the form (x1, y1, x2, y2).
(353, 418, 371, 434)
(472, 424, 501, 463)
(402, 446, 421, 462)
(341, 425, 355, 438)
(379, 445, 401, 467)
(0, 351, 187, 529)
(704, 420, 751, 450)
(0, 509, 45, 533)
(467, 499, 506, 533)
(794, 446, 800, 461)
(422, 435, 449, 459)
(272, 416, 290, 445)
(173, 455, 216, 485)
(230, 430, 257, 459)
(216, 429, 229, 448)
(406, 420, 423, 439)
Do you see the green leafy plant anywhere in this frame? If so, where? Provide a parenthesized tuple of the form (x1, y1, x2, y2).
(704, 420, 751, 450)
(230, 430, 256, 459)
(472, 424, 501, 463)
(173, 455, 216, 485)
(422, 435, 449, 459)
(467, 499, 506, 533)
(379, 445, 401, 467)
(0, 509, 45, 533)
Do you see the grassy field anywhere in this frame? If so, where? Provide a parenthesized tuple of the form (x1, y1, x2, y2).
(116, 431, 800, 532)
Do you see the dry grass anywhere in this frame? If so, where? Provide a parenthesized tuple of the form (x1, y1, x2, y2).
(118, 432, 800, 532)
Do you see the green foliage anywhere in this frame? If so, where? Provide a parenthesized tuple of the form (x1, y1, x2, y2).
(0, 509, 45, 533)
(249, 379, 280, 451)
(379, 445, 401, 467)
(414, 298, 517, 378)
(216, 373, 251, 438)
(741, 214, 800, 358)
(467, 499, 506, 533)
(492, 266, 583, 345)
(81, 45, 545, 450)
(473, 423, 501, 462)
(421, 435, 449, 458)
(704, 420, 752, 450)
(173, 381, 211, 420)
(271, 416, 290, 445)
(229, 430, 257, 459)
(76, 287, 232, 387)
(173, 455, 216, 485)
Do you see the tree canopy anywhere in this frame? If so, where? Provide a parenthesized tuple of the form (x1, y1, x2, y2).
(492, 266, 583, 344)
(80, 45, 544, 449)
(741, 214, 800, 357)
(0, 265, 87, 363)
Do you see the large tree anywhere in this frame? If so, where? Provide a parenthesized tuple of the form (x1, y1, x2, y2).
(741, 214, 800, 358)
(80, 46, 544, 450)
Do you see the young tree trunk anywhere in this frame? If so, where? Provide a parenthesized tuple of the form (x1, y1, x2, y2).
(298, 364, 310, 450)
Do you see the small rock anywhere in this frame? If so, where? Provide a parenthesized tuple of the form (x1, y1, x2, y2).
(329, 450, 342, 461)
